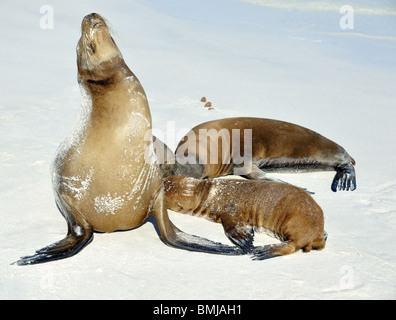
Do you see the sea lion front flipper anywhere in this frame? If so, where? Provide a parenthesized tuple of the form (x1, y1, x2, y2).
(152, 188, 245, 256)
(220, 214, 254, 254)
(331, 161, 357, 192)
(14, 196, 93, 266)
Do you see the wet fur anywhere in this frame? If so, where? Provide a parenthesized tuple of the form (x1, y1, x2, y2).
(14, 14, 244, 266)
(164, 176, 327, 260)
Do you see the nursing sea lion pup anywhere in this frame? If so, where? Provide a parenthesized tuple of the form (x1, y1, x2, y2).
(164, 117, 356, 192)
(15, 14, 244, 265)
(164, 176, 327, 260)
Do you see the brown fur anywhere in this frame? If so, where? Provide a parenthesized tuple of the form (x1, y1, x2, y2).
(15, 13, 244, 266)
(164, 175, 326, 259)
(167, 117, 356, 192)
(177, 117, 350, 177)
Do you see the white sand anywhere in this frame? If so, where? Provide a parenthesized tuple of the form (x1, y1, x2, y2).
(1, 0, 395, 299)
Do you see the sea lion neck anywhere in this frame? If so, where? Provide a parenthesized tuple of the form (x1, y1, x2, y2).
(80, 58, 135, 95)
(184, 178, 207, 211)
(89, 82, 150, 133)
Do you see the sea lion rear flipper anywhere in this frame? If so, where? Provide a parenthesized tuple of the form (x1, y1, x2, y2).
(331, 161, 357, 192)
(153, 188, 245, 255)
(14, 196, 93, 266)
(252, 241, 302, 260)
(221, 215, 254, 254)
(251, 243, 284, 260)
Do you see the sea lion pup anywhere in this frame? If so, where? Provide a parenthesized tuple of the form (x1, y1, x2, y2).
(14, 14, 244, 266)
(163, 117, 356, 192)
(164, 176, 326, 260)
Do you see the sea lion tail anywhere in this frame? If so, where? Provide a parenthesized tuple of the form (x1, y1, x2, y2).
(152, 188, 245, 256)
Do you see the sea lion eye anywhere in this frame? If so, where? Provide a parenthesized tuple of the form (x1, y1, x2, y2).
(93, 22, 102, 29)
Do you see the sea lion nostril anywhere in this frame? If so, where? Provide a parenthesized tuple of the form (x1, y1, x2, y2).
(83, 13, 100, 24)
(86, 13, 98, 19)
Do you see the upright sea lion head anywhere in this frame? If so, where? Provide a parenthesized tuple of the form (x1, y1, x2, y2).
(77, 13, 126, 83)
(163, 176, 203, 212)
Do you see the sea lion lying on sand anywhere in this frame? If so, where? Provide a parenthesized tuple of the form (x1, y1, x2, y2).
(163, 117, 356, 192)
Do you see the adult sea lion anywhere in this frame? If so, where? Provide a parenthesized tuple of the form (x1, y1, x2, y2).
(164, 176, 326, 260)
(163, 117, 356, 192)
(15, 14, 244, 265)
